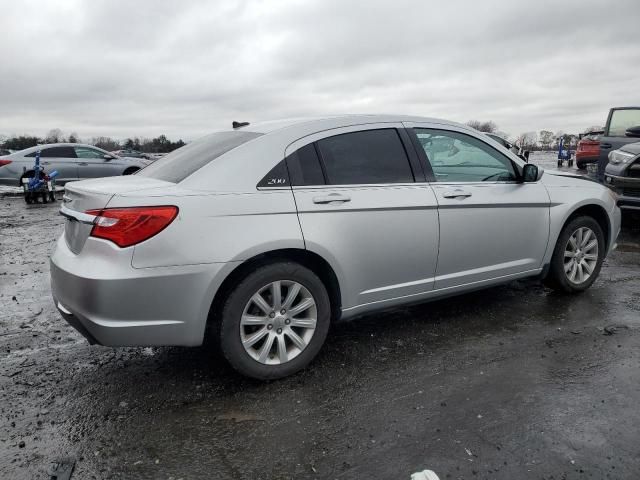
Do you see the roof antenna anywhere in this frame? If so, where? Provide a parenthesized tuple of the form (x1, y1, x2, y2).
(232, 121, 250, 129)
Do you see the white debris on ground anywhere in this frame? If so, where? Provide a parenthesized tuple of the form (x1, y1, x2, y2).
(411, 470, 441, 480)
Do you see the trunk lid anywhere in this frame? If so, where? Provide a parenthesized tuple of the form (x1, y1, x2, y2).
(62, 176, 174, 254)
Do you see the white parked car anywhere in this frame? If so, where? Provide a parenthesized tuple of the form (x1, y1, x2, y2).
(0, 143, 151, 186)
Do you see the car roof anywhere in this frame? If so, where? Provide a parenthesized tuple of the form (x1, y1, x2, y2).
(237, 114, 465, 135)
(177, 114, 502, 193)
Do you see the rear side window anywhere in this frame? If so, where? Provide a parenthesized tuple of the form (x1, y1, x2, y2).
(316, 129, 414, 185)
(137, 131, 263, 183)
(26, 146, 77, 158)
(286, 143, 325, 186)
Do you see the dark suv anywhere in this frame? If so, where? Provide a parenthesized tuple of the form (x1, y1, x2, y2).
(605, 141, 640, 210)
(597, 107, 640, 182)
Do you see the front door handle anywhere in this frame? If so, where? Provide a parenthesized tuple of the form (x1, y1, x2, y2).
(600, 143, 612, 149)
(312, 193, 351, 204)
(442, 189, 472, 199)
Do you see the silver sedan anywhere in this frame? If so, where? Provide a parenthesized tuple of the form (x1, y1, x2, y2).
(0, 143, 151, 186)
(50, 115, 621, 379)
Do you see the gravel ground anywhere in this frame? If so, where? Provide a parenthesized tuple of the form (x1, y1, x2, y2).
(1, 161, 639, 479)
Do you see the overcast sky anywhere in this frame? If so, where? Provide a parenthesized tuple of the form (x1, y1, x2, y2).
(1, 0, 638, 142)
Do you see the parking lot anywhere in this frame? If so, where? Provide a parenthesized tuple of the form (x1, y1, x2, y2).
(1, 157, 639, 479)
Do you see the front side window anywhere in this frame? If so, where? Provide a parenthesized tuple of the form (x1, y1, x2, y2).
(74, 147, 105, 159)
(414, 129, 516, 183)
(316, 129, 414, 185)
(608, 109, 640, 136)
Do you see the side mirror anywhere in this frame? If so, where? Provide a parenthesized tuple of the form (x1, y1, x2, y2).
(625, 126, 640, 137)
(104, 154, 115, 161)
(522, 163, 539, 182)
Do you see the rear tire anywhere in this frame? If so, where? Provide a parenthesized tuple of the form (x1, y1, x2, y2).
(218, 261, 331, 380)
(123, 167, 139, 175)
(576, 161, 586, 170)
(544, 216, 605, 293)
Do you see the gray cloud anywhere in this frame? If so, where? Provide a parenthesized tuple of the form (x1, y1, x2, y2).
(1, 0, 638, 141)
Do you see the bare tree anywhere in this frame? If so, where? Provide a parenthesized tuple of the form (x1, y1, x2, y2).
(539, 130, 554, 150)
(516, 132, 538, 150)
(45, 128, 64, 143)
(68, 132, 80, 143)
(466, 120, 497, 133)
(494, 130, 511, 141)
(90, 136, 120, 151)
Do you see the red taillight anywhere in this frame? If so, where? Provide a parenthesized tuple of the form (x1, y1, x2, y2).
(85, 206, 178, 248)
(0, 159, 12, 167)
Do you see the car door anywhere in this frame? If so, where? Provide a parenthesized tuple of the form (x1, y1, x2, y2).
(32, 146, 79, 183)
(74, 146, 120, 179)
(597, 108, 640, 181)
(286, 124, 440, 312)
(405, 123, 550, 290)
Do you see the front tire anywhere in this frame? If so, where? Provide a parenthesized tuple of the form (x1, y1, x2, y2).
(219, 262, 331, 380)
(544, 216, 605, 293)
(123, 167, 139, 175)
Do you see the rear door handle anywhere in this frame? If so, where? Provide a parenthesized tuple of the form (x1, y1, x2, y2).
(78, 162, 89, 166)
(442, 189, 472, 199)
(600, 143, 612, 149)
(312, 193, 351, 204)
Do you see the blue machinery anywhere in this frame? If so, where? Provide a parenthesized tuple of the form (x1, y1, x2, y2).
(557, 137, 574, 167)
(22, 150, 58, 204)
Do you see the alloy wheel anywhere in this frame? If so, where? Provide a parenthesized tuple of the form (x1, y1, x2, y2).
(564, 226, 599, 284)
(240, 280, 317, 365)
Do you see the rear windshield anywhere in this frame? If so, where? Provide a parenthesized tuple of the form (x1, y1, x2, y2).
(137, 131, 263, 183)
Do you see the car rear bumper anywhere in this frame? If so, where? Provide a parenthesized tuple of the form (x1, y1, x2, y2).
(575, 154, 598, 166)
(50, 236, 231, 346)
(604, 173, 640, 209)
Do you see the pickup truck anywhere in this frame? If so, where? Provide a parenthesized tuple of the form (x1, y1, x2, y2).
(596, 107, 640, 181)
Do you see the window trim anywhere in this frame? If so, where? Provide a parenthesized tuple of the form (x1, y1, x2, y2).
(408, 127, 521, 184)
(313, 142, 329, 185)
